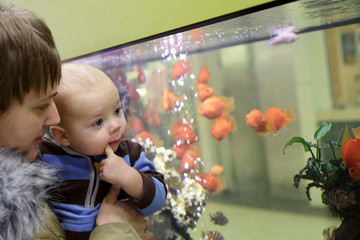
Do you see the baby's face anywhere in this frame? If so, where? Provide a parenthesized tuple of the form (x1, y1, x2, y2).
(63, 82, 127, 156)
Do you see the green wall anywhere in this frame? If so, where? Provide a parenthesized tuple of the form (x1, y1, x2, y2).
(9, 0, 274, 60)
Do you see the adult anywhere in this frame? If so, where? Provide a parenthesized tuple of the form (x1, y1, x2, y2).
(0, 3, 153, 240)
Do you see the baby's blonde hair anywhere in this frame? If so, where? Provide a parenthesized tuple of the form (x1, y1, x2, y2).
(60, 63, 112, 94)
(55, 63, 116, 125)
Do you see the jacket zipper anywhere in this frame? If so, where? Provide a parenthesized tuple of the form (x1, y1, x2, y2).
(85, 156, 100, 208)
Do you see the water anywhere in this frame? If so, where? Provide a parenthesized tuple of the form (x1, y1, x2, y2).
(68, 0, 360, 239)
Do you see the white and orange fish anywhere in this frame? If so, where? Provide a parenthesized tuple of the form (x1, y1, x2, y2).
(210, 116, 237, 142)
(170, 60, 189, 80)
(198, 96, 235, 120)
(196, 82, 214, 102)
(179, 144, 201, 174)
(171, 142, 190, 160)
(195, 173, 224, 193)
(264, 107, 295, 133)
(246, 108, 295, 135)
(246, 109, 266, 134)
(197, 66, 211, 84)
(169, 116, 197, 144)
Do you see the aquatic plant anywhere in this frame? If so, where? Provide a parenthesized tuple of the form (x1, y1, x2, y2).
(283, 122, 353, 216)
(283, 122, 360, 239)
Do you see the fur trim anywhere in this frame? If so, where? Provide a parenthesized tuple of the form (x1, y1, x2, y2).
(0, 148, 57, 240)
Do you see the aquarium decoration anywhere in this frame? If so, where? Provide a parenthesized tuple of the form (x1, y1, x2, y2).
(133, 137, 207, 240)
(283, 122, 360, 239)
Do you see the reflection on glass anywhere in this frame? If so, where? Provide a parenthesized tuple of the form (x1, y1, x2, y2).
(66, 0, 360, 239)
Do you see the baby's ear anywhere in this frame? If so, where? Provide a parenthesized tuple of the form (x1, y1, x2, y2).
(50, 126, 70, 146)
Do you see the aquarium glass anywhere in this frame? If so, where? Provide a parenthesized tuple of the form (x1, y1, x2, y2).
(66, 0, 360, 239)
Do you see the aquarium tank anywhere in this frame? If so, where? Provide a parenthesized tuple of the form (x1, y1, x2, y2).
(66, 0, 360, 239)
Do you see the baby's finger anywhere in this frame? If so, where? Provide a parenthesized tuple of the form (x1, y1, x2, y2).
(105, 144, 114, 157)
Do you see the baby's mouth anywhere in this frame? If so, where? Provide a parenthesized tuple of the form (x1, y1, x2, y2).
(109, 138, 121, 146)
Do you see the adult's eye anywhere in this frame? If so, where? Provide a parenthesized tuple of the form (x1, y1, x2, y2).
(38, 103, 50, 111)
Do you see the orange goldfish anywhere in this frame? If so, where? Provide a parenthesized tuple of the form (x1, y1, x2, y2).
(137, 65, 146, 83)
(151, 106, 160, 129)
(179, 145, 201, 173)
(197, 66, 211, 84)
(169, 117, 197, 143)
(128, 82, 140, 101)
(171, 143, 190, 159)
(246, 109, 266, 133)
(127, 116, 145, 135)
(196, 82, 214, 102)
(246, 108, 295, 134)
(142, 102, 150, 123)
(209, 165, 224, 176)
(198, 96, 235, 120)
(264, 107, 295, 133)
(195, 173, 224, 193)
(210, 116, 237, 142)
(170, 60, 189, 80)
(162, 85, 181, 111)
(341, 126, 360, 180)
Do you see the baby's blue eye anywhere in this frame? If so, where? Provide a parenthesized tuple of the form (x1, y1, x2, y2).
(94, 119, 103, 126)
(114, 108, 121, 116)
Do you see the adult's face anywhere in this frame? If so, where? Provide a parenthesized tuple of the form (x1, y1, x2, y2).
(0, 87, 60, 160)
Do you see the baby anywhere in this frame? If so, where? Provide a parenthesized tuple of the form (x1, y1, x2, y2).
(40, 63, 167, 240)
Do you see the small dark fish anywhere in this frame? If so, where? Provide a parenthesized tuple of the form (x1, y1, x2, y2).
(209, 211, 228, 226)
(322, 226, 336, 240)
(202, 231, 224, 240)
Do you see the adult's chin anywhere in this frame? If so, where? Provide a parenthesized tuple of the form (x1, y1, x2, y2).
(24, 147, 39, 161)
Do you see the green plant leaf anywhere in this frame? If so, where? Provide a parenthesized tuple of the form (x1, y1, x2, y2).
(340, 161, 347, 170)
(314, 122, 332, 141)
(334, 128, 344, 159)
(283, 137, 311, 153)
(320, 161, 338, 173)
(307, 158, 321, 180)
(294, 174, 302, 188)
(321, 191, 329, 205)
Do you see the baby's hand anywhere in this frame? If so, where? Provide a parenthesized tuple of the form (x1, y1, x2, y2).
(99, 144, 130, 185)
